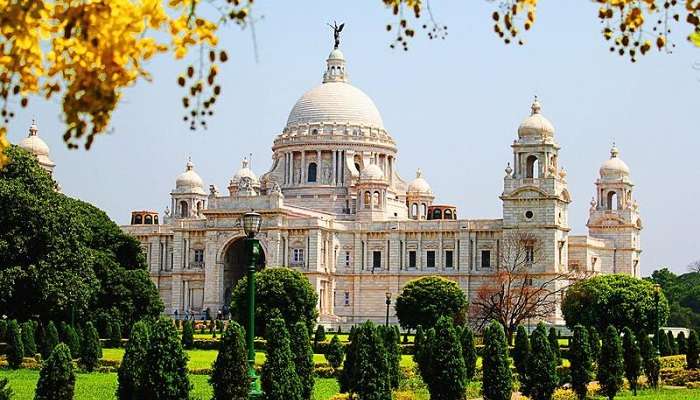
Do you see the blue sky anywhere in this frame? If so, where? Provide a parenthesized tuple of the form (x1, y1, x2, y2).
(6, 1, 699, 275)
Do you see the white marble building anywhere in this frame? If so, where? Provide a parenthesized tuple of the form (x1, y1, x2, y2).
(113, 46, 642, 326)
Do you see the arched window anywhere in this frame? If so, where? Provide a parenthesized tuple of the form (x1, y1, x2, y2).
(307, 162, 317, 182)
(180, 201, 189, 218)
(444, 209, 452, 220)
(196, 201, 203, 215)
(411, 203, 418, 218)
(421, 203, 427, 218)
(526, 155, 540, 178)
(373, 191, 380, 207)
(364, 191, 371, 209)
(144, 215, 153, 224)
(432, 208, 442, 220)
(134, 214, 143, 224)
(154, 215, 159, 224)
(607, 191, 618, 210)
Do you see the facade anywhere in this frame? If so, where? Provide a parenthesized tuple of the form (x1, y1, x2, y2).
(93, 46, 640, 326)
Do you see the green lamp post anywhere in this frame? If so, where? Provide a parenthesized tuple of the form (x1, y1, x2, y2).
(242, 211, 263, 399)
(654, 283, 661, 357)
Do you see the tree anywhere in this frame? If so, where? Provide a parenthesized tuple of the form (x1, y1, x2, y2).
(314, 325, 326, 350)
(569, 325, 592, 400)
(380, 325, 401, 389)
(418, 316, 466, 400)
(395, 276, 467, 330)
(588, 326, 601, 363)
(413, 325, 425, 364)
(339, 327, 357, 393)
(6, 320, 24, 369)
(677, 331, 688, 355)
(290, 322, 315, 400)
(346, 321, 391, 400)
(63, 325, 80, 359)
(687, 330, 699, 369)
(638, 331, 660, 389)
(548, 327, 561, 365)
(181, 320, 194, 349)
(598, 326, 624, 400)
(482, 320, 513, 400)
(110, 321, 122, 348)
(0, 378, 12, 400)
(141, 317, 191, 400)
(563, 274, 669, 334)
(460, 325, 478, 381)
(650, 268, 700, 333)
(34, 343, 75, 400)
(117, 320, 150, 400)
(512, 325, 530, 391)
(658, 329, 672, 356)
(526, 323, 558, 400)
(621, 327, 642, 396)
(230, 268, 318, 336)
(667, 331, 678, 355)
(20, 321, 37, 357)
(261, 318, 303, 400)
(79, 322, 101, 372)
(471, 231, 586, 341)
(41, 321, 60, 360)
(209, 321, 249, 400)
(324, 335, 344, 370)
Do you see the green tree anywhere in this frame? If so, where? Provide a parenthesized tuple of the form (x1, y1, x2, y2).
(261, 318, 303, 400)
(569, 325, 593, 400)
(562, 274, 669, 333)
(6, 320, 24, 369)
(677, 331, 687, 355)
(380, 325, 401, 389)
(347, 321, 390, 400)
(338, 327, 357, 393)
(419, 317, 466, 400)
(181, 320, 194, 349)
(110, 321, 122, 348)
(117, 320, 150, 400)
(0, 320, 7, 342)
(325, 335, 344, 370)
(460, 325, 478, 381)
(231, 268, 318, 336)
(667, 331, 678, 355)
(512, 325, 530, 393)
(0, 377, 12, 400)
(141, 317, 191, 400)
(621, 327, 642, 395)
(598, 326, 624, 400)
(413, 325, 425, 365)
(79, 322, 101, 372)
(588, 326, 601, 363)
(687, 330, 699, 369)
(314, 325, 326, 350)
(482, 320, 513, 400)
(63, 325, 80, 359)
(34, 343, 75, 400)
(395, 276, 467, 330)
(526, 323, 558, 400)
(21, 321, 37, 357)
(290, 321, 315, 400)
(650, 268, 700, 333)
(41, 321, 60, 360)
(638, 331, 660, 389)
(658, 329, 672, 356)
(548, 327, 561, 365)
(209, 321, 249, 400)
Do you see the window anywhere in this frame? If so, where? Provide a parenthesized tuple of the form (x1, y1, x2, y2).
(444, 209, 452, 220)
(344, 291, 350, 306)
(525, 277, 533, 286)
(364, 191, 371, 209)
(481, 250, 491, 268)
(408, 251, 417, 268)
(292, 248, 305, 265)
(179, 201, 189, 218)
(525, 210, 534, 219)
(373, 191, 380, 207)
(194, 249, 204, 263)
(526, 155, 539, 178)
(144, 215, 153, 224)
(421, 203, 427, 218)
(307, 162, 317, 183)
(607, 191, 618, 210)
(344, 251, 351, 267)
(426, 251, 436, 268)
(432, 209, 442, 220)
(372, 251, 381, 270)
(525, 246, 534, 264)
(411, 203, 418, 218)
(134, 214, 143, 224)
(445, 250, 454, 268)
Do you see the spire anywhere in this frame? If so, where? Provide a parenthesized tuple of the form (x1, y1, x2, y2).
(530, 95, 541, 115)
(186, 156, 194, 171)
(323, 48, 348, 83)
(610, 142, 620, 158)
(416, 168, 423, 179)
(28, 119, 38, 136)
(241, 156, 249, 169)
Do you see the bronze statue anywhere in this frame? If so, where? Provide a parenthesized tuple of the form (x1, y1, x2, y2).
(328, 21, 344, 49)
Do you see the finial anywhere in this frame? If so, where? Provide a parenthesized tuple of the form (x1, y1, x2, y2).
(416, 168, 423, 178)
(242, 156, 249, 169)
(28, 119, 38, 136)
(186, 156, 194, 171)
(505, 162, 513, 176)
(328, 21, 345, 49)
(610, 142, 619, 158)
(530, 95, 541, 115)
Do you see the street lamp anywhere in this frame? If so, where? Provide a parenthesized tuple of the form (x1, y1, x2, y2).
(385, 292, 392, 326)
(654, 283, 662, 357)
(242, 211, 263, 399)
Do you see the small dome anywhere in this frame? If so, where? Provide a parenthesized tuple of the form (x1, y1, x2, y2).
(408, 169, 432, 194)
(175, 158, 205, 194)
(360, 164, 384, 180)
(328, 48, 345, 60)
(599, 144, 630, 180)
(19, 121, 54, 168)
(518, 97, 555, 139)
(231, 158, 259, 186)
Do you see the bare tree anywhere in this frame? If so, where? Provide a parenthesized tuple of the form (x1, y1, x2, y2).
(688, 260, 700, 274)
(469, 231, 589, 343)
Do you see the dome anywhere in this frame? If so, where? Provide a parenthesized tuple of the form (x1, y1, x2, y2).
(175, 159, 205, 194)
(231, 158, 259, 186)
(19, 121, 54, 168)
(518, 98, 555, 139)
(408, 169, 432, 194)
(328, 48, 345, 60)
(599, 144, 630, 180)
(360, 163, 384, 180)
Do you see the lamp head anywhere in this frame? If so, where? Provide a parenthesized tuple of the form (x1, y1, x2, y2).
(242, 211, 262, 238)
(385, 292, 392, 301)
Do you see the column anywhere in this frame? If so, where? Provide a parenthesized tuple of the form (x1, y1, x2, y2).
(331, 150, 337, 186)
(300, 151, 305, 183)
(317, 150, 322, 184)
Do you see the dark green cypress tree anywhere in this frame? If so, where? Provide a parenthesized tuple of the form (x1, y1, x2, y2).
(348, 321, 390, 400)
(422, 317, 466, 400)
(102, 320, 113, 340)
(512, 325, 530, 392)
(41, 321, 59, 360)
(621, 327, 642, 396)
(460, 325, 478, 382)
(416, 327, 435, 383)
(687, 330, 699, 369)
(380, 325, 401, 389)
(588, 327, 601, 364)
(667, 331, 678, 355)
(569, 325, 592, 400)
(658, 329, 671, 356)
(677, 331, 687, 355)
(142, 317, 192, 399)
(290, 321, 315, 400)
(638, 331, 660, 389)
(526, 323, 558, 400)
(20, 321, 37, 357)
(34, 343, 75, 400)
(117, 321, 151, 400)
(339, 327, 357, 393)
(548, 327, 562, 366)
(598, 326, 624, 400)
(0, 377, 12, 400)
(261, 318, 303, 400)
(80, 322, 101, 372)
(64, 325, 81, 359)
(482, 321, 513, 400)
(209, 321, 248, 400)
(314, 325, 326, 350)
(0, 320, 7, 342)
(325, 335, 344, 370)
(6, 320, 24, 369)
(413, 324, 424, 363)
(111, 321, 122, 348)
(181, 319, 194, 349)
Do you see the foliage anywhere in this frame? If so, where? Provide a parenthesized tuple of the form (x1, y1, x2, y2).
(338, 327, 357, 394)
(482, 320, 513, 400)
(182, 320, 194, 349)
(345, 321, 390, 400)
(668, 331, 678, 355)
(512, 325, 530, 392)
(413, 325, 425, 365)
(0, 377, 12, 400)
(209, 321, 249, 400)
(80, 322, 101, 372)
(0, 320, 6, 342)
(141, 317, 191, 400)
(418, 316, 466, 400)
(638, 330, 660, 389)
(261, 318, 303, 400)
(34, 343, 75, 400)
(40, 321, 60, 360)
(598, 326, 624, 400)
(291, 321, 315, 400)
(395, 276, 467, 330)
(569, 325, 592, 400)
(324, 335, 344, 370)
(621, 327, 642, 395)
(230, 267, 318, 337)
(7, 320, 24, 369)
(65, 325, 82, 359)
(314, 325, 327, 349)
(110, 321, 122, 348)
(687, 330, 699, 369)
(380, 325, 401, 389)
(562, 274, 669, 334)
(677, 331, 687, 354)
(460, 325, 478, 381)
(588, 326, 601, 364)
(549, 327, 561, 366)
(20, 321, 37, 357)
(526, 323, 558, 400)
(650, 268, 700, 332)
(659, 329, 672, 356)
(116, 320, 150, 400)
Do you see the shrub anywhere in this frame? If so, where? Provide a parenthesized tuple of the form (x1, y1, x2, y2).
(395, 276, 467, 330)
(668, 331, 678, 355)
(63, 324, 81, 358)
(291, 321, 315, 400)
(413, 325, 424, 365)
(569, 325, 592, 400)
(338, 327, 357, 393)
(598, 326, 624, 400)
(419, 316, 466, 400)
(0, 377, 12, 400)
(209, 321, 249, 400)
(659, 367, 700, 386)
(461, 325, 478, 381)
(0, 320, 7, 342)
(34, 343, 75, 400)
(381, 325, 401, 389)
(325, 335, 344, 370)
(6, 320, 24, 369)
(659, 329, 672, 356)
(512, 325, 529, 389)
(677, 331, 687, 355)
(638, 331, 660, 389)
(552, 388, 577, 400)
(39, 321, 60, 360)
(314, 325, 326, 350)
(549, 327, 562, 366)
(526, 323, 558, 400)
(116, 321, 150, 399)
(20, 321, 37, 357)
(687, 330, 699, 369)
(621, 327, 642, 395)
(110, 321, 122, 348)
(588, 327, 601, 363)
(80, 322, 101, 372)
(346, 321, 390, 400)
(181, 319, 194, 349)
(660, 355, 687, 369)
(141, 317, 191, 399)
(482, 320, 512, 400)
(261, 317, 303, 400)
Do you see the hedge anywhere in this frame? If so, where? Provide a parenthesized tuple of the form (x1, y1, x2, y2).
(660, 368, 700, 386)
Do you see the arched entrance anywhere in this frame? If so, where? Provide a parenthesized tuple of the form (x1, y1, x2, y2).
(222, 238, 266, 315)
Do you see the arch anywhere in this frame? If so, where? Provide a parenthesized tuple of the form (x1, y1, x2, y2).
(134, 214, 143, 224)
(444, 209, 452, 220)
(179, 201, 189, 218)
(411, 203, 418, 218)
(307, 162, 317, 183)
(373, 191, 380, 207)
(144, 215, 153, 224)
(607, 190, 619, 210)
(526, 155, 540, 178)
(196, 201, 203, 215)
(154, 215, 159, 224)
(432, 208, 442, 220)
(421, 203, 427, 218)
(221, 237, 267, 313)
(364, 191, 371, 209)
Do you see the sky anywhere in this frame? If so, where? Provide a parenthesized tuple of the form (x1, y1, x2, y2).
(6, 1, 700, 276)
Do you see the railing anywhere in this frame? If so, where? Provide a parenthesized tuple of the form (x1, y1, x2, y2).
(188, 261, 205, 270)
